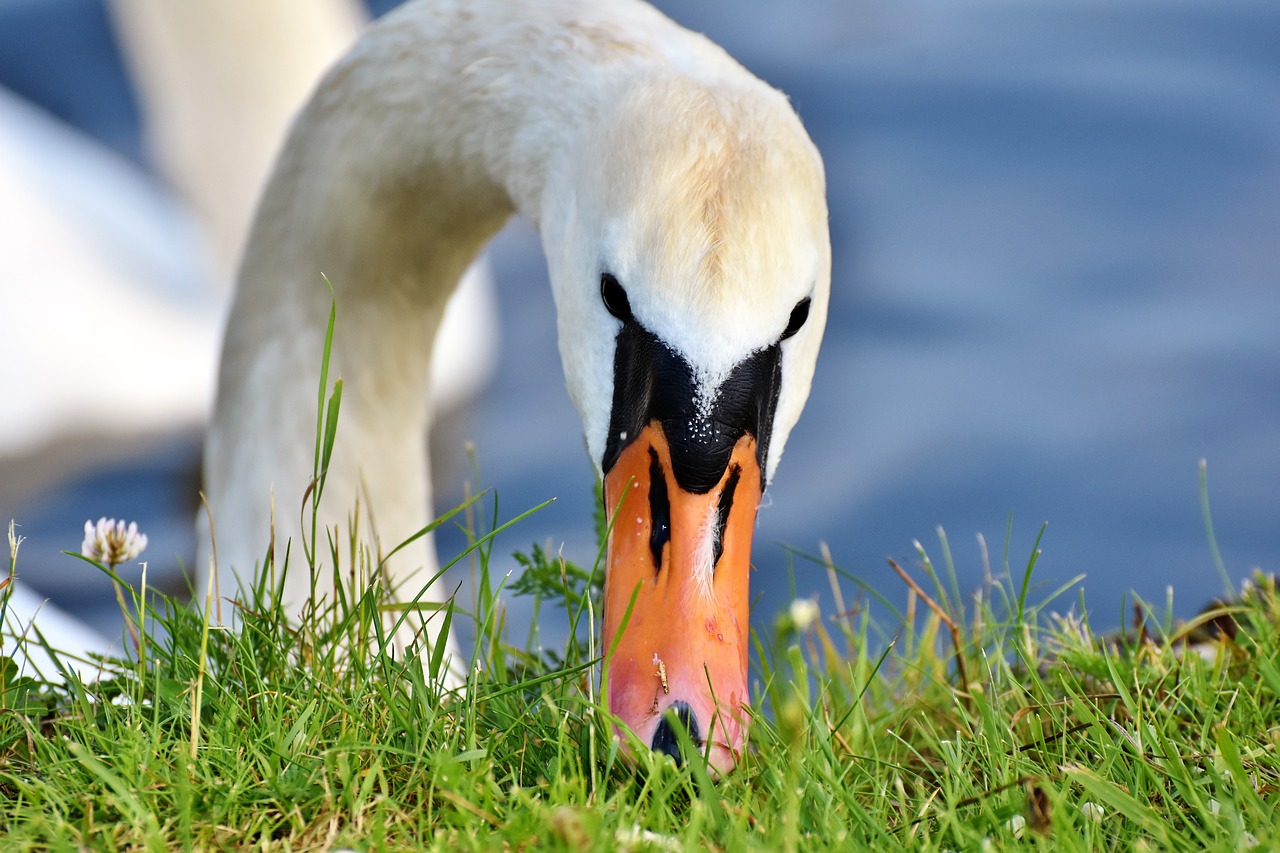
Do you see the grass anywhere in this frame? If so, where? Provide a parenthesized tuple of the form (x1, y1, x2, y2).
(2, 311, 1275, 849)
(2, 499, 1277, 850)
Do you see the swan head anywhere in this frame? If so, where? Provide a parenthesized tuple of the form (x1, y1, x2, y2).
(538, 72, 829, 772)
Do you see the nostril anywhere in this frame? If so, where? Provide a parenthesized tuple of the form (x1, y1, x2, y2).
(650, 701, 702, 765)
(711, 464, 740, 568)
(647, 447, 671, 571)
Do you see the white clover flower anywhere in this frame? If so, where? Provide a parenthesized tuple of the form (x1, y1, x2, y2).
(1006, 814, 1026, 839)
(82, 517, 148, 566)
(1080, 801, 1104, 823)
(789, 597, 820, 632)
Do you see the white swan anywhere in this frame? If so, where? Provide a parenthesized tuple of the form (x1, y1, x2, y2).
(0, 0, 494, 464)
(109, 0, 499, 412)
(1, 1, 360, 463)
(204, 0, 830, 772)
(0, 1, 495, 678)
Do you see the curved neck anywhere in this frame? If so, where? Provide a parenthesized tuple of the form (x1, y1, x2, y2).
(204, 0, 743, 606)
(203, 3, 595, 590)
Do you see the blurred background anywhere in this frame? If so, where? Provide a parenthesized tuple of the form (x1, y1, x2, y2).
(1, 0, 1276, 651)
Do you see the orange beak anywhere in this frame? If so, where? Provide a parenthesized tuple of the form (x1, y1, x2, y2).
(602, 421, 761, 773)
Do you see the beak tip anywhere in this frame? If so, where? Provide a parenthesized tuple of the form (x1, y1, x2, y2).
(650, 701, 701, 765)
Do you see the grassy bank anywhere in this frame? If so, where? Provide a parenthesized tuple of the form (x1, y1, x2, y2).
(1, 499, 1276, 850)
(4, 323, 1275, 849)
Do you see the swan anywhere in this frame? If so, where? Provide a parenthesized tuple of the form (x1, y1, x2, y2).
(0, 0, 492, 465)
(0, 1, 495, 677)
(203, 0, 830, 772)
(109, 0, 500, 411)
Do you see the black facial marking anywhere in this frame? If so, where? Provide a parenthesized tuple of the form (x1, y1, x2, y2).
(711, 464, 740, 568)
(781, 297, 811, 340)
(600, 273, 633, 322)
(648, 447, 671, 572)
(602, 319, 783, 495)
(650, 701, 702, 765)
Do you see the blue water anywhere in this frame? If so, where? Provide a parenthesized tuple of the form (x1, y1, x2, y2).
(2, 0, 1277, 642)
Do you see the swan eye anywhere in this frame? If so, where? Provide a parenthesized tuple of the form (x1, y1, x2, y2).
(600, 273, 633, 322)
(780, 297, 811, 340)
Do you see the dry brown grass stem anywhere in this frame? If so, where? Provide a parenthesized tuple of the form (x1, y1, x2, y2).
(888, 557, 972, 699)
